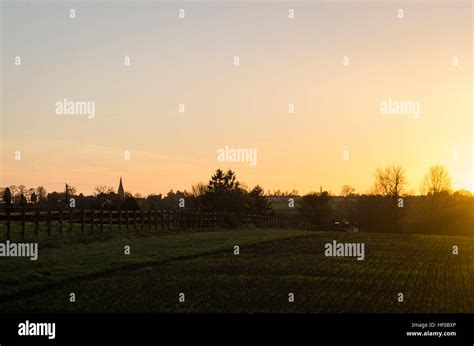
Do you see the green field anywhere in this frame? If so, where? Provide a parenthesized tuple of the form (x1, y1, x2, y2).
(1, 228, 473, 313)
(0, 225, 310, 298)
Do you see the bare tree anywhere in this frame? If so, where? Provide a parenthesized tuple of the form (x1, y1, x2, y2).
(8, 185, 18, 197)
(373, 166, 407, 197)
(66, 185, 77, 196)
(30, 192, 38, 203)
(190, 182, 207, 198)
(94, 185, 115, 196)
(36, 186, 47, 201)
(372, 165, 407, 232)
(340, 185, 356, 197)
(26, 188, 36, 202)
(421, 165, 452, 218)
(421, 165, 452, 195)
(8, 185, 20, 203)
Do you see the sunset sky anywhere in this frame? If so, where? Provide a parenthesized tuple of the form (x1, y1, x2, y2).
(1, 1, 472, 196)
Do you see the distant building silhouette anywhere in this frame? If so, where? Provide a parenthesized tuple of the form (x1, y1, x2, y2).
(118, 177, 125, 199)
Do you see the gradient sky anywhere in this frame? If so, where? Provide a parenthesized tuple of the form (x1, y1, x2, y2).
(1, 0, 472, 196)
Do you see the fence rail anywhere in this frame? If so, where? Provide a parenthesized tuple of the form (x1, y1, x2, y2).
(0, 207, 311, 240)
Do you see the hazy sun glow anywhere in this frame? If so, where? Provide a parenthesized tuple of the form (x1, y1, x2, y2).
(1, 2, 472, 196)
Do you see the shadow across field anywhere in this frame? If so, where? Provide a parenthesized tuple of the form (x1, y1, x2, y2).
(0, 227, 310, 299)
(1, 231, 473, 313)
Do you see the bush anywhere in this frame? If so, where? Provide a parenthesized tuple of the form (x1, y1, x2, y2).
(220, 213, 241, 228)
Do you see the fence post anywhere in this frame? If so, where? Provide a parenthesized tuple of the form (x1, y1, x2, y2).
(69, 209, 73, 235)
(6, 209, 11, 240)
(91, 210, 95, 233)
(160, 210, 164, 230)
(81, 209, 85, 235)
(167, 210, 171, 231)
(47, 210, 51, 237)
(109, 210, 112, 230)
(118, 209, 122, 231)
(154, 209, 157, 231)
(21, 209, 26, 240)
(125, 210, 129, 231)
(35, 210, 40, 237)
(159, 209, 165, 230)
(148, 209, 152, 230)
(141, 210, 144, 231)
(168, 210, 172, 231)
(135, 210, 137, 230)
(59, 209, 63, 236)
(175, 210, 179, 230)
(171, 210, 174, 230)
(100, 208, 104, 233)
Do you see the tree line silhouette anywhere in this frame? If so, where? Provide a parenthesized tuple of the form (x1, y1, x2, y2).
(1, 165, 472, 235)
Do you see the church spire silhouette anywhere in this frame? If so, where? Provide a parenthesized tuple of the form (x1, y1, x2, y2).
(118, 177, 125, 199)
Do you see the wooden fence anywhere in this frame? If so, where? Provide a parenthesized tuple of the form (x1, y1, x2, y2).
(0, 207, 311, 240)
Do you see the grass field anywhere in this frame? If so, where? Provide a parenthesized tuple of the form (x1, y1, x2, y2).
(1, 229, 473, 313)
(0, 225, 310, 298)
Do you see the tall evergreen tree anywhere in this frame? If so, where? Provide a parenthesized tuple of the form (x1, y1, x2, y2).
(3, 187, 12, 206)
(247, 185, 272, 215)
(204, 169, 245, 212)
